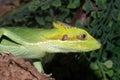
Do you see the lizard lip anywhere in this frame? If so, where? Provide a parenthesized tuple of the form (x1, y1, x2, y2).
(95, 41, 101, 49)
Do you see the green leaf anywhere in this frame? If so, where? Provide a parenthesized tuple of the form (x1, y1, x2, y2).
(90, 62, 99, 70)
(65, 17, 71, 23)
(108, 21, 113, 27)
(115, 0, 120, 10)
(83, 0, 91, 13)
(118, 69, 120, 74)
(97, 29, 102, 36)
(118, 12, 120, 21)
(67, 3, 76, 9)
(91, 11, 97, 18)
(57, 8, 70, 21)
(28, 5, 38, 12)
(103, 60, 113, 69)
(106, 70, 114, 77)
(35, 17, 45, 25)
(96, 0, 106, 9)
(116, 39, 120, 46)
(67, 0, 80, 9)
(94, 70, 102, 78)
(75, 20, 83, 28)
(28, 0, 41, 12)
(112, 9, 120, 21)
(106, 42, 116, 51)
(41, 4, 50, 10)
(45, 16, 53, 22)
(52, 0, 61, 7)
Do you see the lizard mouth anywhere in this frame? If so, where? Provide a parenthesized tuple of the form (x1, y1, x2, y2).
(27, 40, 101, 52)
(45, 40, 101, 52)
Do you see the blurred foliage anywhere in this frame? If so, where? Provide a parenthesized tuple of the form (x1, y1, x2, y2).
(81, 0, 120, 80)
(0, 0, 77, 27)
(0, 0, 120, 80)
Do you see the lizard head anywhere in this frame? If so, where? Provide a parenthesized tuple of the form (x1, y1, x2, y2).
(44, 21, 101, 52)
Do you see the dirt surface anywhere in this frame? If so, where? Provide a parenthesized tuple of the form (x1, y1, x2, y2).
(0, 53, 55, 80)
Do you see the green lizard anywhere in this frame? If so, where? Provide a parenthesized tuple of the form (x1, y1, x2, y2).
(0, 21, 101, 72)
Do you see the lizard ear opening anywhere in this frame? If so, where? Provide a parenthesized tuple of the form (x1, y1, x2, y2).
(53, 21, 72, 29)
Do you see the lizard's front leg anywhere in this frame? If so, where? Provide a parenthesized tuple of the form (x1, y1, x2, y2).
(33, 61, 44, 73)
(0, 28, 27, 45)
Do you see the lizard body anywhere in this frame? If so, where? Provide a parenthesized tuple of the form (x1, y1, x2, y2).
(0, 21, 101, 59)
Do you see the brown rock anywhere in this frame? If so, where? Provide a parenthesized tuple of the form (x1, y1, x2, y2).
(0, 53, 55, 80)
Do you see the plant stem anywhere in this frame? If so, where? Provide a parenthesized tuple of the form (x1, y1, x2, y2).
(96, 60, 107, 80)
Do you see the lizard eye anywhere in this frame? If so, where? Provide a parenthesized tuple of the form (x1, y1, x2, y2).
(77, 34, 86, 40)
(61, 34, 68, 41)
